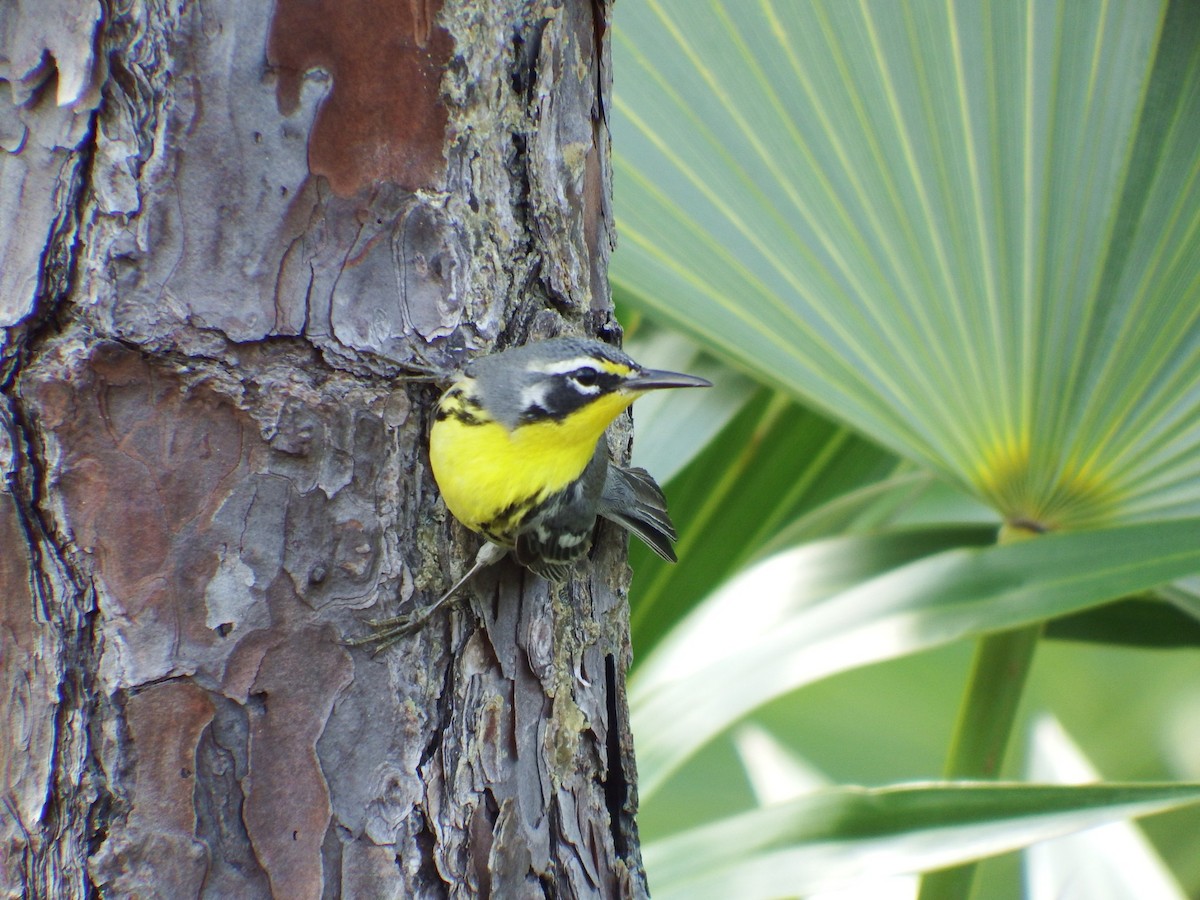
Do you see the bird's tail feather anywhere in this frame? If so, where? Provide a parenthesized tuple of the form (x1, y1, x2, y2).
(598, 464, 678, 563)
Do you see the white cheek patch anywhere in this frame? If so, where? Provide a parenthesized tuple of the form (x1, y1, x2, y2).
(520, 382, 551, 412)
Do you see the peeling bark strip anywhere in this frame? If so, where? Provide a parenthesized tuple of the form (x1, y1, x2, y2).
(268, 0, 453, 196)
(2, 0, 643, 897)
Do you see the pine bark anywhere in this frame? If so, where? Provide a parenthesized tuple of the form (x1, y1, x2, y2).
(1, 0, 647, 896)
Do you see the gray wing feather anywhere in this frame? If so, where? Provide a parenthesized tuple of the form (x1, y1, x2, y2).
(598, 463, 678, 563)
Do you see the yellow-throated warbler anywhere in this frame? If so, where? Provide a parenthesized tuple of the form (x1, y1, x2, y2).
(358, 336, 710, 643)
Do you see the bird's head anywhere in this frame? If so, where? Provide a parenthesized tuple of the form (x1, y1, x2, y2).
(455, 336, 711, 432)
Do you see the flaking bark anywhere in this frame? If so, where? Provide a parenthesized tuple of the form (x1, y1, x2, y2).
(1, 0, 647, 896)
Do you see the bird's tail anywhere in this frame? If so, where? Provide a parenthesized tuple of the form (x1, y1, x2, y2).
(598, 464, 679, 563)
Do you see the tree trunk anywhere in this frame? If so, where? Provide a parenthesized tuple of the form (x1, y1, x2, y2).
(1, 0, 647, 896)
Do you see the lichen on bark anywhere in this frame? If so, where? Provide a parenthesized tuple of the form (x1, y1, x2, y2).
(1, 0, 646, 896)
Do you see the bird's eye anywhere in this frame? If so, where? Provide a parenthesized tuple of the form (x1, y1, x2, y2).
(570, 367, 600, 387)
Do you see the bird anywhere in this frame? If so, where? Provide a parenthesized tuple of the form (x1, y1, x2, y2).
(356, 336, 711, 645)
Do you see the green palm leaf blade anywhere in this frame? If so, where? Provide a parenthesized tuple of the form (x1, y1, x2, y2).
(630, 517, 1200, 798)
(629, 387, 905, 659)
(612, 0, 1200, 530)
(643, 781, 1200, 900)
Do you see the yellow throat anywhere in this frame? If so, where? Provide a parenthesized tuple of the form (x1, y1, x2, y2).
(429, 378, 635, 537)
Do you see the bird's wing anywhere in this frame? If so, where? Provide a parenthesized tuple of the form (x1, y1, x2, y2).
(597, 463, 678, 563)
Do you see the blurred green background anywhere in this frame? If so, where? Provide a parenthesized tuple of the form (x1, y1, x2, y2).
(610, 1, 1200, 896)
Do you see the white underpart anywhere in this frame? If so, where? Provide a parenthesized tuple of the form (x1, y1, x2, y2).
(532, 524, 587, 548)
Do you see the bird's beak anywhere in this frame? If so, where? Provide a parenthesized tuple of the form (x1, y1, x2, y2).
(622, 368, 713, 392)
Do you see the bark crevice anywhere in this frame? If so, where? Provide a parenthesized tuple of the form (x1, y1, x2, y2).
(3, 1, 644, 895)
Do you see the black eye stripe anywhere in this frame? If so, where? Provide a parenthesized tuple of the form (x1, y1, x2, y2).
(566, 367, 627, 393)
(517, 367, 626, 424)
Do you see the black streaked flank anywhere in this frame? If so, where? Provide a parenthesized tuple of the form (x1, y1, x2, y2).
(437, 386, 489, 426)
(480, 494, 542, 544)
(436, 406, 488, 426)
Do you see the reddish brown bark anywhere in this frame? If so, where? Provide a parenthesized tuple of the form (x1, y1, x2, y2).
(1, 0, 644, 896)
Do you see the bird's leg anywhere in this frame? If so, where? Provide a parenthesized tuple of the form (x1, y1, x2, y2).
(345, 542, 507, 651)
(387, 362, 450, 383)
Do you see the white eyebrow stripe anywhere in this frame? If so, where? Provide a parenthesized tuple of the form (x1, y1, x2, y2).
(531, 357, 606, 375)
